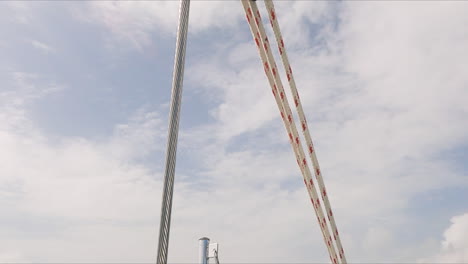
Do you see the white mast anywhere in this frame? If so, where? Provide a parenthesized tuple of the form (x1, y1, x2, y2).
(199, 237, 210, 264)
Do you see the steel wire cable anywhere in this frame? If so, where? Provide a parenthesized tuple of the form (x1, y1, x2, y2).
(156, 1, 190, 263)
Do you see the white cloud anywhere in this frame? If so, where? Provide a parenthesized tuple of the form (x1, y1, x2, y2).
(0, 71, 164, 262)
(79, 1, 244, 50)
(0, 2, 33, 24)
(30, 40, 54, 53)
(106, 108, 165, 161)
(436, 213, 468, 262)
(0, 72, 62, 132)
(422, 213, 468, 263)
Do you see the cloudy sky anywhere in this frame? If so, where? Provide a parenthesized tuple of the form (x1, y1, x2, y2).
(1, 1, 468, 263)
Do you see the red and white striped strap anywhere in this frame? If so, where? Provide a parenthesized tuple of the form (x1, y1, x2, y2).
(263, 1, 347, 262)
(241, 1, 339, 263)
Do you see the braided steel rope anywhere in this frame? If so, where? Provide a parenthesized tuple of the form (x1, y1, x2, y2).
(156, 1, 190, 263)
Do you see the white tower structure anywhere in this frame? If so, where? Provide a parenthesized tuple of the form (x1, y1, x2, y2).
(199, 237, 219, 264)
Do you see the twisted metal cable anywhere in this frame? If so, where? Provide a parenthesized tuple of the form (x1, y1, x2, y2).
(156, 1, 190, 263)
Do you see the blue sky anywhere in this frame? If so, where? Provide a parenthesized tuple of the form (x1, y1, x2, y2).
(0, 1, 467, 263)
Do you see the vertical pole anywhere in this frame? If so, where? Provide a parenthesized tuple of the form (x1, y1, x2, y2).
(156, 0, 190, 263)
(199, 237, 210, 264)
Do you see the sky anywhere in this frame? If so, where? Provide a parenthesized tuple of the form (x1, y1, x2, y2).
(0, 1, 468, 263)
